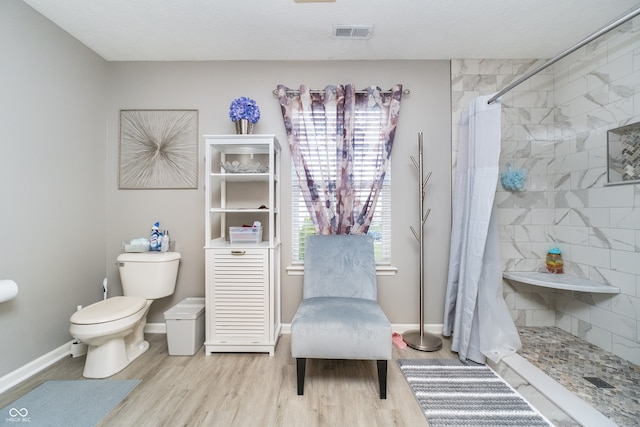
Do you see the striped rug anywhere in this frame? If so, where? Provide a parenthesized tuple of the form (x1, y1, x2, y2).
(398, 359, 552, 427)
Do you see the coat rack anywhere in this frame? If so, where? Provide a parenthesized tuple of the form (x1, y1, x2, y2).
(403, 132, 443, 352)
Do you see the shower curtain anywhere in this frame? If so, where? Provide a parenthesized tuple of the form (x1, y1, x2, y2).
(442, 94, 521, 364)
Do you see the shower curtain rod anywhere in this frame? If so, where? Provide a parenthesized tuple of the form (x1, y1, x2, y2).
(272, 88, 410, 96)
(487, 6, 640, 105)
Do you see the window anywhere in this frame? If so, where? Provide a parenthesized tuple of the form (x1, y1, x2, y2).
(290, 142, 392, 263)
(278, 84, 402, 265)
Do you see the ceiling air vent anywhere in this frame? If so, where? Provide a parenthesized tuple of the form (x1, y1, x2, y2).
(332, 25, 373, 39)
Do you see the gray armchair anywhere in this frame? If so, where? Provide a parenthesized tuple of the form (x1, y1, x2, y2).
(291, 235, 392, 399)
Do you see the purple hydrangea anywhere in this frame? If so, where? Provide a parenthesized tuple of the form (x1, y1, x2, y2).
(229, 96, 261, 124)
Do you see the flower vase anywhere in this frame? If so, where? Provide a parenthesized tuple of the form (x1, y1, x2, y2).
(234, 119, 254, 135)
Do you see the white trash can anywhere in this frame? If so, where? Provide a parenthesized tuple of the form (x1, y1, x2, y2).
(163, 297, 205, 355)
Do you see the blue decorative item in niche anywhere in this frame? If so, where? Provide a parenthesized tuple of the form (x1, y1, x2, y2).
(500, 164, 527, 191)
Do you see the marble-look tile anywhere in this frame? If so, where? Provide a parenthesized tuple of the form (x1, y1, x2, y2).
(478, 59, 513, 75)
(594, 267, 637, 296)
(513, 59, 547, 78)
(451, 59, 479, 75)
(554, 172, 572, 190)
(603, 39, 637, 76)
(588, 97, 634, 129)
(527, 73, 554, 92)
(590, 186, 634, 208)
(591, 305, 637, 340)
(611, 249, 640, 275)
(550, 225, 589, 245)
(512, 90, 551, 108)
(556, 293, 592, 322)
(612, 334, 640, 365)
(610, 207, 640, 228)
(499, 208, 531, 225)
(532, 242, 554, 260)
(527, 174, 553, 191)
(530, 140, 555, 157)
(589, 227, 636, 251)
(531, 208, 555, 224)
(554, 190, 589, 208)
(462, 74, 497, 92)
(571, 167, 607, 189)
(570, 207, 610, 227)
(587, 149, 606, 170)
(553, 208, 571, 225)
(530, 309, 557, 326)
(501, 241, 532, 259)
(515, 225, 548, 242)
(531, 107, 554, 125)
(510, 190, 549, 209)
(556, 150, 589, 172)
(515, 290, 554, 310)
(571, 244, 611, 269)
(554, 75, 588, 105)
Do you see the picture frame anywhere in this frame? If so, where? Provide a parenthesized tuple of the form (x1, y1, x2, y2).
(119, 109, 199, 189)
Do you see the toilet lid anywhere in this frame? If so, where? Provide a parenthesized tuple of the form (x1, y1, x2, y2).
(71, 296, 147, 325)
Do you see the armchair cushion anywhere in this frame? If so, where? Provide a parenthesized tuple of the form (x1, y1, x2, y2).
(291, 296, 392, 360)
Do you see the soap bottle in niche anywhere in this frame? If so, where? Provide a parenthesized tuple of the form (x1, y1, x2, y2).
(546, 247, 563, 274)
(161, 230, 170, 252)
(150, 222, 161, 251)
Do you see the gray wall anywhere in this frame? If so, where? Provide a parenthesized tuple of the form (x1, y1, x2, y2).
(106, 61, 453, 325)
(0, 1, 108, 377)
(1, 2, 452, 378)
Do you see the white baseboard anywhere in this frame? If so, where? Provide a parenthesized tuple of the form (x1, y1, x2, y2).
(0, 340, 73, 394)
(145, 322, 167, 334)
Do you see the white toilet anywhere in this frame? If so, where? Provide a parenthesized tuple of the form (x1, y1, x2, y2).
(70, 251, 181, 378)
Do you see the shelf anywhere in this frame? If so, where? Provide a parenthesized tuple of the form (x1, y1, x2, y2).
(503, 272, 620, 294)
(203, 134, 277, 155)
(209, 208, 272, 213)
(210, 172, 269, 182)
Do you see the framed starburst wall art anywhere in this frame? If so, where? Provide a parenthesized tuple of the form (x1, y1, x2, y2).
(119, 109, 199, 189)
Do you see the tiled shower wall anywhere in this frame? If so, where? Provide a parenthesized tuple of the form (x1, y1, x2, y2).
(450, 15, 640, 364)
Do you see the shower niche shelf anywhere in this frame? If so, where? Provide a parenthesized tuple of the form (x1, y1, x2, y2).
(503, 272, 620, 294)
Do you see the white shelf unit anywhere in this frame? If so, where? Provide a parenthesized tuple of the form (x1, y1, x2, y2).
(203, 134, 281, 355)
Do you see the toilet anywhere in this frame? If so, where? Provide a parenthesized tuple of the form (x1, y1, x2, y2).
(70, 251, 181, 378)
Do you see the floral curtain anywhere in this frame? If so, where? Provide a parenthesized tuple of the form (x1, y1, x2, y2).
(277, 84, 402, 235)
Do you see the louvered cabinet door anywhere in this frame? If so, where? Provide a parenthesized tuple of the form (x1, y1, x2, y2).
(204, 248, 270, 353)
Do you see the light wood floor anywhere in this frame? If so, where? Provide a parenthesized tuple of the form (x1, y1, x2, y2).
(0, 333, 458, 427)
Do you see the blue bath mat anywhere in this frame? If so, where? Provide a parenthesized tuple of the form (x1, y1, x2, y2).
(1, 379, 141, 426)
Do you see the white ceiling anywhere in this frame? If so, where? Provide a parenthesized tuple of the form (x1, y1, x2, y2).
(21, 0, 640, 61)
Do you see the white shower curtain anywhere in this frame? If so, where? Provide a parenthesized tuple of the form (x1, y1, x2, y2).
(442, 95, 521, 364)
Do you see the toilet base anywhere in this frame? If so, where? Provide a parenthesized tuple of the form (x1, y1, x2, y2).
(83, 337, 150, 379)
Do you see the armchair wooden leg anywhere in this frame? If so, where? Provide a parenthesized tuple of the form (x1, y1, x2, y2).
(377, 360, 387, 399)
(296, 358, 306, 395)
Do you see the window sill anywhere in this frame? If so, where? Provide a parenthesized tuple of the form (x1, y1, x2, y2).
(286, 264, 398, 276)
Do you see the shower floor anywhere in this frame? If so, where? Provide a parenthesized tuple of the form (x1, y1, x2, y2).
(518, 326, 639, 427)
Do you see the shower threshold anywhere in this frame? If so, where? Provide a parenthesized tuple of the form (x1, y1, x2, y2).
(490, 354, 616, 427)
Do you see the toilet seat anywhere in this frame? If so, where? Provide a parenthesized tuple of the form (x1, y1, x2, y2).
(71, 296, 147, 325)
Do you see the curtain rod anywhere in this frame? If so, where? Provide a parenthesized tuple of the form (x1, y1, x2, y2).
(272, 88, 410, 96)
(487, 6, 640, 105)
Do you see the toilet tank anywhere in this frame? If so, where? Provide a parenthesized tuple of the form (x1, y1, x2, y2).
(117, 252, 181, 299)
